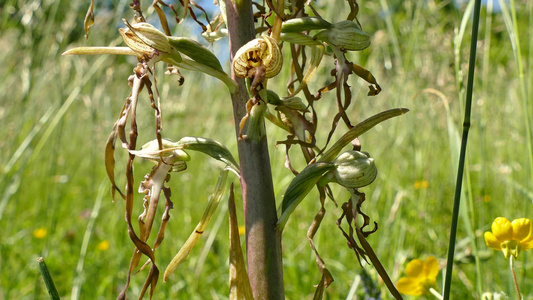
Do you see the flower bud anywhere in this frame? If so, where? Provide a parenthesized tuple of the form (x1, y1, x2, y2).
(316, 20, 371, 51)
(118, 22, 171, 57)
(330, 150, 377, 188)
(232, 35, 283, 78)
(129, 139, 190, 163)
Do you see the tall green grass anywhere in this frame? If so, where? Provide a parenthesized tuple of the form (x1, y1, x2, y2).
(1, 0, 532, 298)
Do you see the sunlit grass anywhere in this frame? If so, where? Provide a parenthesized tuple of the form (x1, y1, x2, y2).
(1, 0, 532, 298)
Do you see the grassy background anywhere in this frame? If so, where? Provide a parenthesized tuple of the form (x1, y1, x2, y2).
(1, 0, 532, 299)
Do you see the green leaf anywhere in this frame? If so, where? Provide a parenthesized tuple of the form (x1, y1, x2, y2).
(175, 136, 240, 174)
(319, 108, 409, 163)
(168, 37, 225, 73)
(277, 162, 336, 232)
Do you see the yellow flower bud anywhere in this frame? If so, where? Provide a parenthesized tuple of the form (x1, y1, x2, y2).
(118, 22, 171, 57)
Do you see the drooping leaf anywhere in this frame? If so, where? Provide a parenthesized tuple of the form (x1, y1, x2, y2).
(277, 162, 335, 232)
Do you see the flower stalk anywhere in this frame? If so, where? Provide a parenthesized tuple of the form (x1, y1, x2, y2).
(509, 256, 521, 300)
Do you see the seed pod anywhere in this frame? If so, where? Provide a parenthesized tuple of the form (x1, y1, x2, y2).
(119, 21, 171, 56)
(330, 150, 377, 188)
(232, 35, 283, 78)
(316, 20, 371, 51)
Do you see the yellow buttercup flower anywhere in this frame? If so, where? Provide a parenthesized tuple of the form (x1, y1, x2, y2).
(238, 225, 246, 236)
(414, 180, 429, 189)
(484, 217, 533, 259)
(33, 228, 47, 239)
(98, 240, 110, 251)
(397, 256, 439, 296)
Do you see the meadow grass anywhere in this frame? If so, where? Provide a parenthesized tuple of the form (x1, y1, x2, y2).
(1, 0, 532, 299)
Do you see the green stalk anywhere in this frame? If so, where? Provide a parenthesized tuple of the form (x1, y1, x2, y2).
(37, 257, 60, 300)
(509, 256, 521, 300)
(443, 0, 482, 298)
(225, 0, 284, 299)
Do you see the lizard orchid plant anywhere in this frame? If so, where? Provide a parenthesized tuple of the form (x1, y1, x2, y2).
(63, 0, 408, 299)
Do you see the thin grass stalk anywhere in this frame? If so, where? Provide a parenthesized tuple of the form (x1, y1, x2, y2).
(499, 0, 533, 201)
(378, 0, 403, 70)
(498, 0, 532, 286)
(527, 0, 533, 285)
(509, 0, 533, 183)
(71, 181, 107, 300)
(443, 0, 482, 299)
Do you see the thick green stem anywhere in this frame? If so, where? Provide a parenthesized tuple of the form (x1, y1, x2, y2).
(225, 1, 285, 299)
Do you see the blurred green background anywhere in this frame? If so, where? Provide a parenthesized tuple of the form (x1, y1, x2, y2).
(1, 0, 532, 299)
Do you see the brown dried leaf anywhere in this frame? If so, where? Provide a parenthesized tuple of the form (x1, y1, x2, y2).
(351, 63, 381, 96)
(104, 126, 125, 200)
(356, 227, 402, 299)
(153, 0, 172, 36)
(229, 184, 254, 300)
(307, 188, 334, 288)
(83, 0, 95, 40)
(349, 191, 403, 300)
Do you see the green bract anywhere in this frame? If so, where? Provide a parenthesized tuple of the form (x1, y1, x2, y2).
(316, 20, 371, 51)
(168, 37, 225, 73)
(281, 17, 333, 33)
